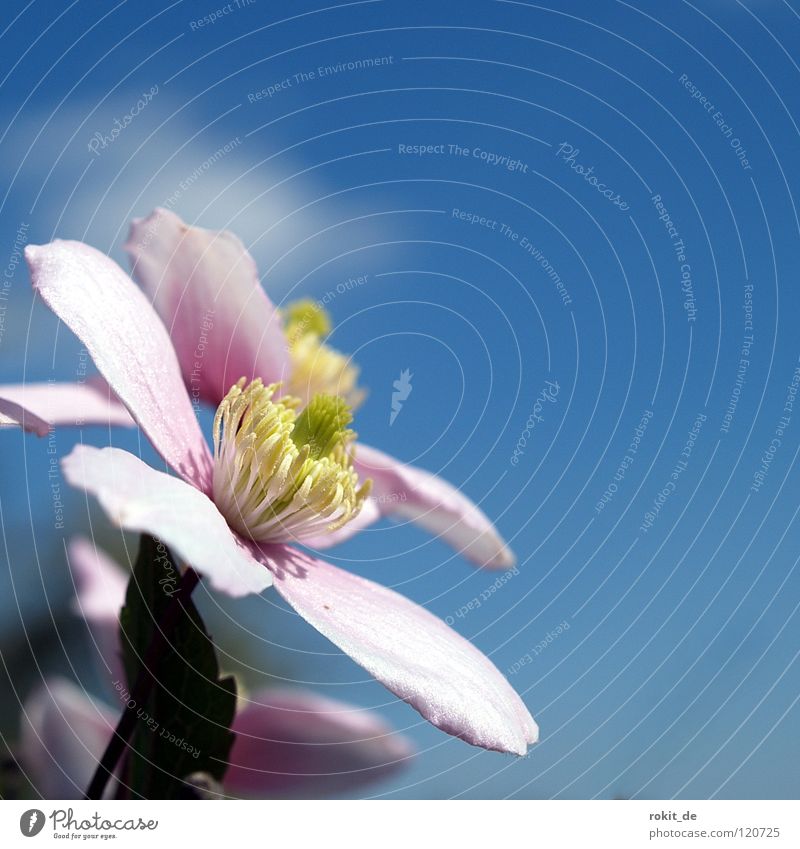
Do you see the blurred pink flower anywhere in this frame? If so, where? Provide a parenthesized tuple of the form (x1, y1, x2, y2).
(20, 537, 413, 800)
(22, 679, 413, 800)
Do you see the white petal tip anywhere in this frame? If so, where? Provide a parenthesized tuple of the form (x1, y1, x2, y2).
(504, 733, 538, 758)
(482, 543, 517, 570)
(24, 243, 42, 261)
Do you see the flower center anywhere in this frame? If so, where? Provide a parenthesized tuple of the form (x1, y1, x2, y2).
(284, 299, 365, 410)
(212, 378, 371, 543)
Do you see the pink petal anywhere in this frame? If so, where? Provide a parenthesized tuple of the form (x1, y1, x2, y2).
(62, 445, 273, 598)
(125, 208, 289, 407)
(352, 443, 516, 569)
(225, 688, 413, 798)
(68, 536, 127, 684)
(26, 240, 211, 490)
(0, 377, 134, 437)
(20, 677, 116, 800)
(260, 546, 538, 755)
(68, 536, 127, 620)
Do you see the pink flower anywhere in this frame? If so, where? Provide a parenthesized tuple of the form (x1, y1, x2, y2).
(21, 680, 412, 799)
(19, 538, 412, 800)
(2, 210, 537, 755)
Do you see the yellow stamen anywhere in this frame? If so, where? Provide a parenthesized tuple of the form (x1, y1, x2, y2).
(212, 379, 371, 543)
(283, 299, 366, 410)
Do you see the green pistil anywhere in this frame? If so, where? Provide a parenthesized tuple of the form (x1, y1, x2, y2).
(291, 394, 353, 459)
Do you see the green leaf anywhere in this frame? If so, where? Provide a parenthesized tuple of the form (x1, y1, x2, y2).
(118, 535, 237, 799)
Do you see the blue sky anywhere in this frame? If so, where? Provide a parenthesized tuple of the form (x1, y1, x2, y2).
(1, 0, 799, 799)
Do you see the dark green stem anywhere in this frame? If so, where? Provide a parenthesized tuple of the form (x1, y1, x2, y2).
(84, 567, 200, 800)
